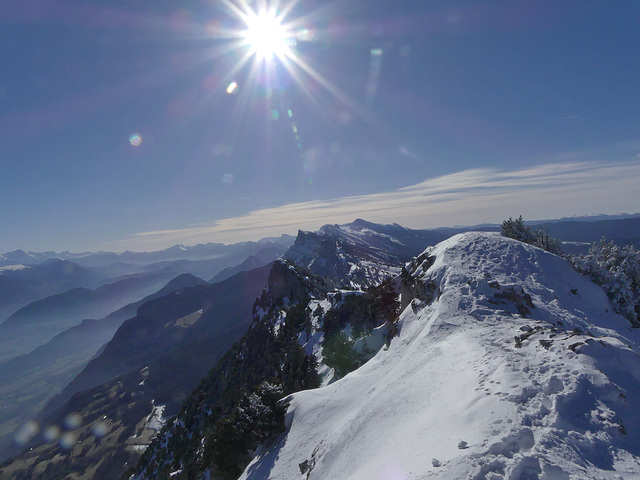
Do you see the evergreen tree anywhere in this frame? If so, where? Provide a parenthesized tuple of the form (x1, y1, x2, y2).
(501, 216, 535, 243)
(569, 239, 640, 326)
(322, 332, 363, 378)
(501, 216, 562, 254)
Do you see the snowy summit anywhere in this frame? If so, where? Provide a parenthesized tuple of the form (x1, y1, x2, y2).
(242, 232, 640, 480)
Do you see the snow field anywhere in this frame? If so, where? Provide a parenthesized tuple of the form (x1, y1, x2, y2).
(241, 233, 640, 480)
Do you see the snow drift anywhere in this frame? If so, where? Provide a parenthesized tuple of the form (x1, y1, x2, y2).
(241, 232, 640, 480)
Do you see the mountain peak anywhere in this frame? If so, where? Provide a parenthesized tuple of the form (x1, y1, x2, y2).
(285, 220, 450, 288)
(243, 232, 640, 479)
(265, 259, 332, 305)
(349, 218, 376, 228)
(162, 273, 207, 290)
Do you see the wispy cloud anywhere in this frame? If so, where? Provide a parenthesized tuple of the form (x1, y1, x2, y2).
(104, 160, 640, 251)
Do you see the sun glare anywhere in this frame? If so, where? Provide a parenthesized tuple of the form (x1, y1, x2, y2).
(243, 11, 292, 60)
(207, 0, 381, 143)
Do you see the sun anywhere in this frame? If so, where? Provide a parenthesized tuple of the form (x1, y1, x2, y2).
(208, 0, 382, 138)
(242, 11, 292, 60)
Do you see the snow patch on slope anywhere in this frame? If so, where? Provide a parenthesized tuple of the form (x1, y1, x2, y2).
(167, 309, 203, 328)
(0, 264, 29, 273)
(126, 401, 166, 454)
(241, 232, 640, 480)
(146, 403, 166, 432)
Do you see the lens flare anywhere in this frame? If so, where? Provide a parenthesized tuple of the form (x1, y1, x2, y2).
(14, 421, 39, 445)
(91, 421, 108, 438)
(60, 431, 77, 449)
(43, 425, 61, 442)
(214, 144, 233, 156)
(366, 48, 383, 105)
(129, 133, 142, 146)
(64, 412, 83, 430)
(296, 29, 313, 41)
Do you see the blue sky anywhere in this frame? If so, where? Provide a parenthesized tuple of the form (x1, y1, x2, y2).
(1, 0, 640, 252)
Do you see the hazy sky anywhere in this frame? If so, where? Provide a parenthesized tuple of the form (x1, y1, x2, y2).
(2, 0, 640, 252)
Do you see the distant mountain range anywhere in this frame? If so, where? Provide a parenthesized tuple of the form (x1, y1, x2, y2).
(533, 212, 640, 223)
(0, 259, 106, 323)
(0, 236, 294, 355)
(0, 235, 295, 268)
(2, 213, 638, 269)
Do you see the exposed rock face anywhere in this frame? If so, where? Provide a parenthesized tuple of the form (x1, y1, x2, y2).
(284, 219, 453, 288)
(266, 260, 325, 304)
(400, 252, 437, 310)
(123, 260, 331, 480)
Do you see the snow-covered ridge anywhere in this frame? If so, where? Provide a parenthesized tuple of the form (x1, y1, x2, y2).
(242, 232, 640, 480)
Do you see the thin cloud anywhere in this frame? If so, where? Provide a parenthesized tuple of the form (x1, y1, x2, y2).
(104, 160, 640, 251)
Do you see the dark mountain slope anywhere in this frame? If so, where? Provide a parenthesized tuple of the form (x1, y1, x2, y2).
(6, 259, 101, 285)
(0, 264, 272, 480)
(0, 271, 179, 361)
(0, 273, 207, 392)
(209, 255, 268, 284)
(0, 259, 104, 325)
(2, 273, 173, 330)
(209, 241, 289, 284)
(130, 260, 334, 480)
(0, 273, 207, 463)
(41, 264, 272, 423)
(543, 216, 640, 245)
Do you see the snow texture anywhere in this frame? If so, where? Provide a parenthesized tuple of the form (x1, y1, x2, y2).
(146, 402, 166, 432)
(240, 232, 640, 480)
